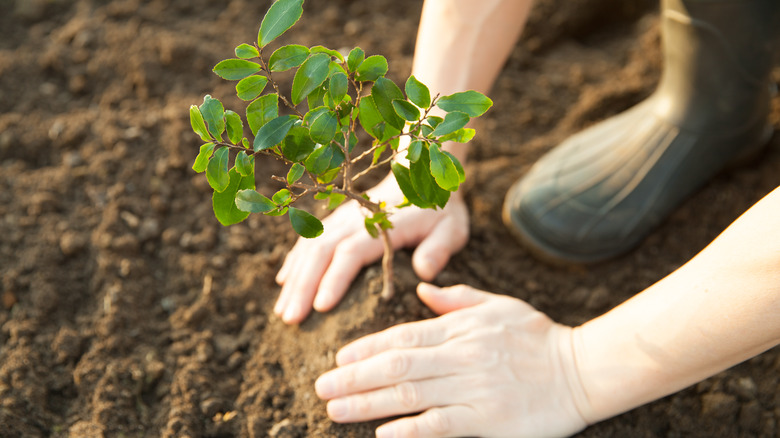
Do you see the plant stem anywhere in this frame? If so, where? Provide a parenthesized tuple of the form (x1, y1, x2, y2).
(378, 225, 394, 300)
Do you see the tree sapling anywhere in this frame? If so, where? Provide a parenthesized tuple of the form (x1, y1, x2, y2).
(189, 0, 492, 299)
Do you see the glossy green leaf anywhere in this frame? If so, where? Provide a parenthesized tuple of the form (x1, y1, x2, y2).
(405, 75, 431, 109)
(235, 150, 254, 177)
(428, 143, 460, 191)
(308, 109, 338, 144)
(436, 90, 493, 117)
(213, 59, 262, 80)
(347, 47, 365, 72)
(391, 162, 431, 209)
(371, 77, 405, 130)
(443, 149, 466, 183)
(355, 55, 388, 82)
(438, 127, 476, 143)
(410, 148, 450, 208)
(407, 140, 424, 163)
(192, 142, 215, 173)
(190, 105, 211, 141)
(392, 99, 420, 122)
(213, 168, 254, 225)
(427, 115, 443, 129)
(258, 0, 304, 47)
(292, 53, 331, 105)
(304, 144, 334, 175)
(236, 76, 268, 101)
(235, 43, 260, 59)
(329, 72, 348, 105)
(287, 162, 305, 185)
(326, 192, 345, 210)
(206, 147, 230, 192)
(288, 207, 323, 238)
(307, 84, 327, 110)
(431, 111, 469, 137)
(272, 188, 292, 206)
(282, 125, 316, 161)
(235, 189, 275, 213)
(199, 95, 225, 139)
(253, 115, 298, 151)
(310, 45, 345, 63)
(225, 110, 244, 144)
(269, 44, 310, 72)
(246, 94, 279, 135)
(357, 96, 383, 139)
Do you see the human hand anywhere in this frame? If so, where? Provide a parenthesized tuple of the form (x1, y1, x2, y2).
(274, 176, 470, 324)
(315, 283, 589, 438)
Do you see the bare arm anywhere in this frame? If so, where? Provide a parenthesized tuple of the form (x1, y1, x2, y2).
(574, 186, 780, 423)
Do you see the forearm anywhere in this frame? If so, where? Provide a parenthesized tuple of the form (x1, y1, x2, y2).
(413, 0, 532, 162)
(572, 186, 780, 423)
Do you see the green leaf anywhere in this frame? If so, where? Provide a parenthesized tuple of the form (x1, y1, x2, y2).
(235, 189, 275, 213)
(428, 143, 460, 191)
(235, 43, 259, 59)
(258, 0, 304, 48)
(427, 116, 443, 129)
(410, 147, 450, 208)
(371, 77, 405, 130)
(407, 140, 424, 163)
(292, 53, 331, 105)
(310, 45, 345, 63)
(282, 125, 316, 161)
(405, 75, 431, 109)
(392, 99, 420, 122)
(431, 111, 469, 137)
(190, 105, 211, 141)
(347, 47, 365, 72)
(304, 144, 334, 175)
(391, 162, 431, 209)
(235, 151, 254, 177)
(206, 147, 230, 192)
(269, 44, 310, 72)
(355, 55, 388, 82)
(236, 76, 268, 101)
(213, 59, 262, 80)
(225, 110, 244, 144)
(357, 96, 383, 139)
(326, 192, 345, 210)
(213, 168, 255, 225)
(272, 188, 292, 205)
(436, 90, 493, 117)
(442, 150, 466, 183)
(192, 142, 215, 173)
(289, 207, 323, 238)
(329, 72, 348, 105)
(265, 207, 288, 217)
(199, 95, 225, 139)
(254, 115, 298, 151)
(308, 109, 338, 144)
(438, 127, 475, 143)
(287, 162, 305, 185)
(307, 84, 327, 110)
(246, 94, 279, 135)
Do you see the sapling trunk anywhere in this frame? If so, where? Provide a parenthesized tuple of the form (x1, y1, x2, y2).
(378, 225, 394, 300)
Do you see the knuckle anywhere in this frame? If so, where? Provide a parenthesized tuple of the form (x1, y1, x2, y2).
(352, 395, 372, 416)
(424, 407, 451, 435)
(383, 350, 410, 379)
(394, 381, 422, 410)
(391, 326, 421, 349)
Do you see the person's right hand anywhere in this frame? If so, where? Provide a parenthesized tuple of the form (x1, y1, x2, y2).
(274, 175, 470, 324)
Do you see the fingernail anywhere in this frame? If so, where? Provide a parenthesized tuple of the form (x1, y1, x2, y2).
(313, 290, 329, 311)
(376, 425, 395, 438)
(273, 299, 284, 315)
(327, 398, 347, 420)
(283, 306, 299, 323)
(315, 375, 334, 398)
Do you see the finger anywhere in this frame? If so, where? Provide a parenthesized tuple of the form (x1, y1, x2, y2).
(375, 405, 478, 438)
(277, 241, 339, 323)
(417, 283, 494, 315)
(334, 316, 453, 366)
(317, 345, 452, 399)
(313, 233, 385, 312)
(411, 215, 468, 281)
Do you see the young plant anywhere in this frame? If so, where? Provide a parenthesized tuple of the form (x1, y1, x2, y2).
(189, 0, 492, 299)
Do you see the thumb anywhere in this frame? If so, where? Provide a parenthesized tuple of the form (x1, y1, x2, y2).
(417, 282, 494, 315)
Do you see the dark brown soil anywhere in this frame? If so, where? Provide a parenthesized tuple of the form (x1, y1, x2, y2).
(1, 0, 778, 436)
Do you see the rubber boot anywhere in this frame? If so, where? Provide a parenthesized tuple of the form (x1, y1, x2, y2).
(502, 0, 779, 264)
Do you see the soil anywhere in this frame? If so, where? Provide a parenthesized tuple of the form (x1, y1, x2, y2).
(1, 0, 779, 437)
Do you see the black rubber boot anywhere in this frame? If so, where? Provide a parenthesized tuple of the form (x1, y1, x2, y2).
(503, 0, 779, 264)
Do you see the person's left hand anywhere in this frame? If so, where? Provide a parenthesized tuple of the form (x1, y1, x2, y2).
(314, 283, 589, 438)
